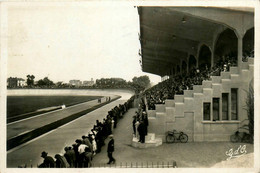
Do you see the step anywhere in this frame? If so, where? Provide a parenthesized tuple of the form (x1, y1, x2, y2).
(175, 102, 184, 117)
(193, 93, 204, 105)
(131, 136, 163, 148)
(184, 90, 193, 97)
(202, 80, 212, 88)
(230, 74, 240, 82)
(230, 67, 239, 74)
(147, 110, 156, 118)
(165, 99, 175, 107)
(166, 107, 175, 122)
(211, 76, 221, 83)
(155, 104, 165, 113)
(174, 95, 184, 103)
(221, 79, 231, 92)
(241, 69, 250, 79)
(249, 64, 254, 73)
(249, 65, 254, 78)
(203, 88, 213, 102)
(156, 112, 166, 117)
(212, 83, 222, 97)
(242, 62, 249, 70)
(145, 133, 155, 141)
(193, 85, 203, 93)
(248, 58, 254, 65)
(220, 71, 230, 79)
(184, 97, 194, 112)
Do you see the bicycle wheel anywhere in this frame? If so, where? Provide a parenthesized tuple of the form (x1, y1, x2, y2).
(166, 135, 175, 143)
(179, 134, 188, 143)
(230, 134, 241, 143)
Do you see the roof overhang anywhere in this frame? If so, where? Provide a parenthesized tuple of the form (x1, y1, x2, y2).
(138, 7, 254, 76)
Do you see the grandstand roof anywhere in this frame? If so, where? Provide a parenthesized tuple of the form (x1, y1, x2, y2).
(138, 7, 254, 76)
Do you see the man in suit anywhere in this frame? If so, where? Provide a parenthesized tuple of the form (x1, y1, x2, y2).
(64, 146, 76, 168)
(107, 135, 115, 164)
(138, 120, 146, 143)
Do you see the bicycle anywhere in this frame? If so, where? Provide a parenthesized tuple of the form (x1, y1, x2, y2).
(166, 130, 188, 143)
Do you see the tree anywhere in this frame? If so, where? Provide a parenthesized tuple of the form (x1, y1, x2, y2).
(26, 75, 35, 87)
(245, 80, 254, 143)
(132, 75, 151, 91)
(37, 77, 54, 87)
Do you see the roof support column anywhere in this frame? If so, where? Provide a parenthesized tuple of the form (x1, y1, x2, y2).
(196, 56, 199, 68)
(180, 62, 182, 76)
(237, 34, 243, 69)
(186, 57, 189, 74)
(211, 45, 215, 69)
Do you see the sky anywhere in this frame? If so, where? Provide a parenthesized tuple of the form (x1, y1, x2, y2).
(7, 4, 161, 85)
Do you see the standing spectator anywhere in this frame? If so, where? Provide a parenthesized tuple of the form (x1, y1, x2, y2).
(82, 135, 93, 155)
(138, 120, 146, 143)
(132, 115, 137, 136)
(143, 112, 149, 136)
(135, 119, 140, 140)
(76, 139, 88, 167)
(72, 143, 80, 167)
(38, 151, 55, 168)
(107, 135, 116, 164)
(55, 154, 70, 168)
(91, 135, 97, 155)
(83, 146, 92, 167)
(64, 146, 76, 168)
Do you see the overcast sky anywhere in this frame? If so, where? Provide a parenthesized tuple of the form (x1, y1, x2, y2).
(7, 4, 161, 84)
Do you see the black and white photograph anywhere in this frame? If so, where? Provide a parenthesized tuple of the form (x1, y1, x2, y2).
(0, 1, 259, 172)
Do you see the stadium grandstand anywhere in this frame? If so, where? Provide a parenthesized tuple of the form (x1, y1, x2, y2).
(137, 7, 254, 142)
(5, 6, 255, 169)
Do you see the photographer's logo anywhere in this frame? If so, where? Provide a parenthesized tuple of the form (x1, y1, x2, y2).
(226, 145, 247, 160)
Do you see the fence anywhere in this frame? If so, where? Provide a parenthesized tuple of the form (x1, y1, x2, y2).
(18, 161, 177, 168)
(92, 161, 177, 168)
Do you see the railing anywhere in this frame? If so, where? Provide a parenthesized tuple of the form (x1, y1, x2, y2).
(92, 161, 177, 168)
(18, 161, 177, 168)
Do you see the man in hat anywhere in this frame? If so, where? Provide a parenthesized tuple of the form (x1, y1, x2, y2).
(76, 139, 88, 167)
(138, 120, 146, 143)
(39, 151, 55, 168)
(107, 135, 115, 164)
(82, 135, 93, 154)
(64, 146, 76, 168)
(132, 115, 137, 136)
(55, 154, 70, 168)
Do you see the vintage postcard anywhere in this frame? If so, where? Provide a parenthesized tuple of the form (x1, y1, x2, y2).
(0, 0, 259, 173)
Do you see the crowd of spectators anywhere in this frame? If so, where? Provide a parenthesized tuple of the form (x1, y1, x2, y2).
(145, 55, 238, 110)
(38, 96, 135, 168)
(243, 50, 254, 62)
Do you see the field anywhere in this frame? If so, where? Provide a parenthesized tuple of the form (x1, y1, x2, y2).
(7, 95, 102, 118)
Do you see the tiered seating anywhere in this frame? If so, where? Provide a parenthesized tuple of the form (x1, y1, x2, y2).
(144, 57, 254, 142)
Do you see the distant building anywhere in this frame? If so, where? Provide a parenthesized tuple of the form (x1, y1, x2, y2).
(7, 77, 26, 88)
(69, 80, 82, 87)
(82, 78, 95, 86)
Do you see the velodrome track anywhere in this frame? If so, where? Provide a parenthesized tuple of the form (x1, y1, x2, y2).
(7, 96, 115, 140)
(6, 89, 134, 167)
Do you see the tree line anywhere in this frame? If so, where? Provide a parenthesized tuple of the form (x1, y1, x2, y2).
(9, 75, 151, 92)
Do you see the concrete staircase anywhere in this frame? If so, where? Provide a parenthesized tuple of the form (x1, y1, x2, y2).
(147, 58, 254, 142)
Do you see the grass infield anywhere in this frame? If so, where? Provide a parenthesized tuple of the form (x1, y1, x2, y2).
(7, 96, 102, 119)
